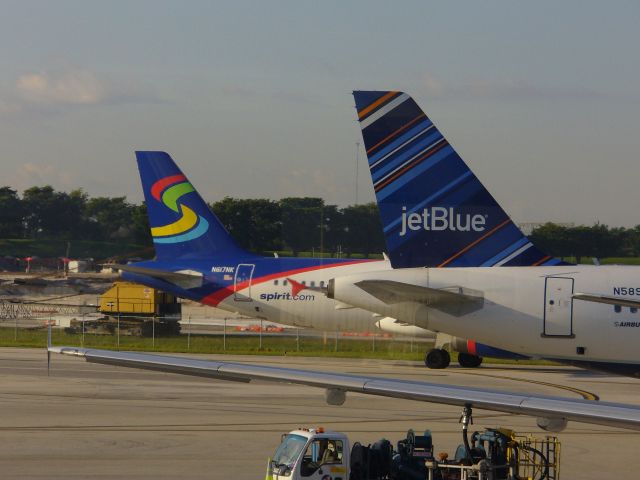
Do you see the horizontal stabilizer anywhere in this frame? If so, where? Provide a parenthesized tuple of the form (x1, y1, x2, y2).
(573, 293, 640, 309)
(355, 280, 484, 316)
(107, 263, 203, 290)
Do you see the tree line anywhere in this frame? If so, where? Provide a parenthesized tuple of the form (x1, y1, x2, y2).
(529, 223, 640, 262)
(2, 185, 640, 260)
(0, 186, 385, 257)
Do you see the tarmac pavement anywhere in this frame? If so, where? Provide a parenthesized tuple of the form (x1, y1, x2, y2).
(0, 348, 638, 479)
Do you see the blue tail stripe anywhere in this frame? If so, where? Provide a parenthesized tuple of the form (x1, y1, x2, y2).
(353, 90, 564, 268)
(543, 258, 563, 266)
(361, 98, 425, 150)
(501, 244, 552, 267)
(480, 237, 530, 267)
(376, 144, 455, 201)
(368, 120, 433, 167)
(371, 130, 445, 184)
(445, 223, 525, 267)
(383, 171, 474, 234)
(382, 174, 504, 251)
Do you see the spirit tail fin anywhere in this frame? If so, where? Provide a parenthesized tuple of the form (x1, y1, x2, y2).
(136, 151, 250, 260)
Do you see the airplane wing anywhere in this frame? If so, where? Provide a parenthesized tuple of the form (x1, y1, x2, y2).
(106, 263, 203, 289)
(573, 293, 640, 309)
(355, 280, 484, 316)
(48, 344, 640, 432)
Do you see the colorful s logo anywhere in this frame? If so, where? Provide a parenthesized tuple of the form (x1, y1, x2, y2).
(150, 174, 209, 244)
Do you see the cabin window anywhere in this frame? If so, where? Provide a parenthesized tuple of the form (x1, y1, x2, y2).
(632, 307, 638, 314)
(320, 281, 325, 288)
(274, 280, 279, 286)
(283, 280, 288, 286)
(310, 281, 316, 287)
(614, 305, 622, 313)
(302, 281, 306, 285)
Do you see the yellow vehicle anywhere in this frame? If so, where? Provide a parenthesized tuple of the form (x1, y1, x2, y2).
(67, 281, 181, 336)
(99, 281, 180, 317)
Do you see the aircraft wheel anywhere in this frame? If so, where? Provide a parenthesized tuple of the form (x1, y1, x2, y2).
(425, 348, 451, 369)
(458, 353, 483, 368)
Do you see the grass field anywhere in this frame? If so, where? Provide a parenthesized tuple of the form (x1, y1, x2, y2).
(0, 327, 558, 366)
(0, 327, 426, 360)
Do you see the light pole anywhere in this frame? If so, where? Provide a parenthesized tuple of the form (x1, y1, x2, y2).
(355, 142, 360, 206)
(319, 205, 324, 260)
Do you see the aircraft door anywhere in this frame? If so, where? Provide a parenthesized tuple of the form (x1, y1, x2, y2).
(543, 277, 574, 337)
(234, 263, 255, 301)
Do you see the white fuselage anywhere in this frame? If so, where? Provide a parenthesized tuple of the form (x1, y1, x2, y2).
(216, 259, 431, 335)
(330, 265, 640, 364)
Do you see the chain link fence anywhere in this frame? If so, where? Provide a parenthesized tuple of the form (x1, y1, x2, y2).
(0, 310, 434, 361)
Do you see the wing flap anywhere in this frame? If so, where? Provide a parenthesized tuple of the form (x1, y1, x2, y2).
(49, 345, 640, 431)
(356, 280, 484, 316)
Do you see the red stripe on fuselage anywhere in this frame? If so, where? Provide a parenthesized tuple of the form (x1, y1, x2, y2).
(200, 259, 382, 307)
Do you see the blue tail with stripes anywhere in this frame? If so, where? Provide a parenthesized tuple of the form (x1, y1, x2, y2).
(136, 151, 251, 260)
(353, 91, 562, 269)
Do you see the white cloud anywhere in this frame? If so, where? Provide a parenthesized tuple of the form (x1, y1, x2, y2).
(17, 70, 106, 105)
(11, 163, 74, 191)
(0, 69, 164, 116)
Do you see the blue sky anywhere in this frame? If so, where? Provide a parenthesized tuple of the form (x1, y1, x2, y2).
(0, 1, 639, 226)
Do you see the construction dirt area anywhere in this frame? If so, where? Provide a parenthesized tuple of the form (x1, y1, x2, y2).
(0, 272, 251, 331)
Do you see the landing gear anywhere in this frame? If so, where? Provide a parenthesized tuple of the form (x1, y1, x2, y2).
(457, 353, 483, 368)
(425, 348, 451, 369)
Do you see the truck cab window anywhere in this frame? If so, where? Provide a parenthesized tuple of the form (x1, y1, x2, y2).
(301, 439, 343, 477)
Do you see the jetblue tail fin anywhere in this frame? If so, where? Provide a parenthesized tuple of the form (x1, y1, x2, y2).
(136, 151, 250, 260)
(353, 91, 562, 268)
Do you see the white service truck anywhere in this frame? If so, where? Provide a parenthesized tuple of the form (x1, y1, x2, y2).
(266, 407, 559, 480)
(268, 427, 350, 480)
